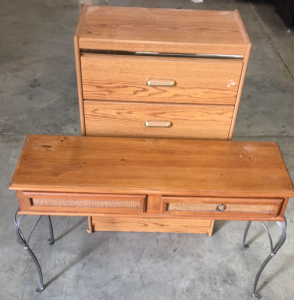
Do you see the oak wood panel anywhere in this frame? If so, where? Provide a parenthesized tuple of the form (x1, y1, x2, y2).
(228, 44, 252, 139)
(16, 190, 30, 212)
(208, 220, 215, 237)
(87, 216, 93, 233)
(145, 194, 161, 214)
(16, 206, 287, 221)
(91, 216, 212, 233)
(77, 6, 249, 55)
(10, 135, 294, 200)
(84, 101, 234, 140)
(81, 54, 243, 105)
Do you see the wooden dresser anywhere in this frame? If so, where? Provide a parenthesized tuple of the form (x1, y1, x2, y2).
(74, 5, 251, 235)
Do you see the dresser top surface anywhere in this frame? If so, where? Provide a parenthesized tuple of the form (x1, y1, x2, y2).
(75, 5, 250, 55)
(10, 135, 294, 197)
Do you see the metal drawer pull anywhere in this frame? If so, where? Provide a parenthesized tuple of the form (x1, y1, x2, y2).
(147, 78, 176, 87)
(215, 204, 226, 212)
(145, 120, 172, 128)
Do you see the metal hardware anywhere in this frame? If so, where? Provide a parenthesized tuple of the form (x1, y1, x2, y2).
(145, 120, 172, 128)
(241, 216, 287, 299)
(136, 51, 244, 59)
(215, 204, 226, 212)
(14, 207, 54, 292)
(147, 78, 176, 87)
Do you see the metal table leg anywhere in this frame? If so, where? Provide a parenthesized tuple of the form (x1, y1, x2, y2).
(242, 221, 252, 250)
(14, 208, 54, 292)
(241, 217, 287, 299)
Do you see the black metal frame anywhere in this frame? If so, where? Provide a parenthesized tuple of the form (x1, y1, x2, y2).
(242, 217, 287, 299)
(14, 207, 287, 298)
(14, 208, 54, 292)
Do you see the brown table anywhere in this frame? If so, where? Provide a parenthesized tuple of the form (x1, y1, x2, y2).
(10, 135, 294, 299)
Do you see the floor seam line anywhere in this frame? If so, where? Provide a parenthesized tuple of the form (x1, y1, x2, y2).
(249, 1, 294, 81)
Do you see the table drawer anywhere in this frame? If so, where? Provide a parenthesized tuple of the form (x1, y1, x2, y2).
(84, 101, 234, 140)
(19, 192, 147, 215)
(162, 196, 284, 219)
(80, 54, 243, 105)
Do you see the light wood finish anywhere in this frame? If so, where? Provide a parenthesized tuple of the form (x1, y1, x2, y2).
(91, 216, 213, 233)
(87, 216, 93, 233)
(10, 135, 294, 198)
(208, 220, 215, 237)
(84, 101, 234, 139)
(10, 135, 294, 222)
(76, 6, 249, 55)
(74, 4, 88, 135)
(73, 6, 252, 234)
(228, 45, 252, 139)
(228, 10, 251, 139)
(81, 54, 242, 105)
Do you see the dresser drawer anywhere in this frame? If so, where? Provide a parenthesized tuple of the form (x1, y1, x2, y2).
(162, 196, 283, 219)
(84, 101, 234, 139)
(81, 54, 243, 105)
(20, 192, 147, 215)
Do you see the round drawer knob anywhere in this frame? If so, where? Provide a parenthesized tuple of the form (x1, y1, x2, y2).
(215, 204, 226, 212)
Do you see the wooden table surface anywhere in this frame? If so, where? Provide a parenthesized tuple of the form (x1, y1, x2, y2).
(10, 135, 294, 198)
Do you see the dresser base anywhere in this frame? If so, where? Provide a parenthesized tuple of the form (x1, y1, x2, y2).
(88, 216, 214, 236)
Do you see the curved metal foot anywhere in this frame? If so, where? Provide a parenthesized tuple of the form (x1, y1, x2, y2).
(252, 217, 287, 299)
(252, 293, 261, 300)
(14, 208, 54, 292)
(242, 221, 252, 250)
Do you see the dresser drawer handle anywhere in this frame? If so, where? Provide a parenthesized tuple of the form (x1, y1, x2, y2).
(145, 120, 172, 128)
(215, 204, 226, 212)
(147, 78, 176, 87)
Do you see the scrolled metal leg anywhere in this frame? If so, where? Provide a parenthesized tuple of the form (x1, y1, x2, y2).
(47, 216, 54, 245)
(242, 221, 252, 250)
(14, 208, 54, 292)
(252, 218, 287, 300)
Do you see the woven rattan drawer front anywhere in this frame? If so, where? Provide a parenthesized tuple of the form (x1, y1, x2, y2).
(162, 196, 283, 218)
(22, 192, 147, 215)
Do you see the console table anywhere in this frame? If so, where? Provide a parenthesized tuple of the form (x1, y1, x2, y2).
(10, 135, 294, 299)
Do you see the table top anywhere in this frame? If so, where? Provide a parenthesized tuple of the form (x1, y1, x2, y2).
(9, 135, 294, 198)
(75, 5, 251, 55)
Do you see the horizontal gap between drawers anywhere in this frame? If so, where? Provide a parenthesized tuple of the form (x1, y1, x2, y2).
(83, 99, 235, 109)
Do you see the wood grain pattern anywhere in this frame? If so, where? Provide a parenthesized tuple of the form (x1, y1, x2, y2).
(10, 135, 294, 199)
(91, 216, 212, 233)
(84, 101, 234, 140)
(81, 54, 242, 105)
(77, 6, 249, 55)
(75, 6, 251, 233)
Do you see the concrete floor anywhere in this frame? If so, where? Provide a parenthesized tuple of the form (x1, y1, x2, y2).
(1, 0, 294, 299)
